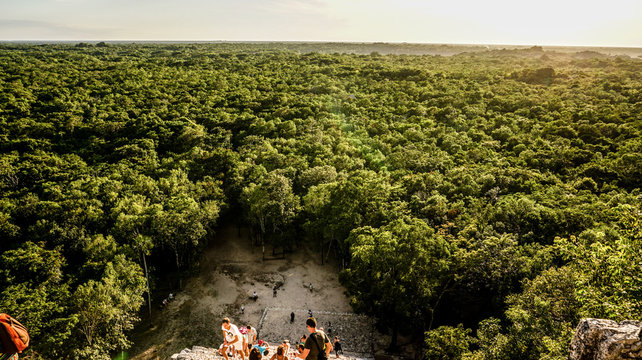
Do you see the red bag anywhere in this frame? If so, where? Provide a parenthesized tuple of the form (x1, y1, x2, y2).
(0, 314, 29, 354)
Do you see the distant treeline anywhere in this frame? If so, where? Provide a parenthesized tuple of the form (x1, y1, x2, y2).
(3, 41, 642, 57)
(0, 43, 640, 360)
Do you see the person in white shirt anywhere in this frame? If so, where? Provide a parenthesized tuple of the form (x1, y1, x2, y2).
(248, 325, 258, 346)
(220, 317, 245, 360)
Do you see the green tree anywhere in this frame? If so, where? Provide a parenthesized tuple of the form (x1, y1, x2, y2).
(0, 242, 77, 358)
(342, 217, 453, 348)
(73, 255, 146, 359)
(241, 171, 300, 258)
(424, 324, 472, 360)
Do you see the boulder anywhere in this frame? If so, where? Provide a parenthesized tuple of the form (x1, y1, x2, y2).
(569, 318, 642, 360)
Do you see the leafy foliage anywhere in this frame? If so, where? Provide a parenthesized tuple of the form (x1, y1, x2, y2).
(0, 42, 640, 359)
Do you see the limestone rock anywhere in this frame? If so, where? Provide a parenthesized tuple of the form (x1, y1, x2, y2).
(569, 318, 642, 360)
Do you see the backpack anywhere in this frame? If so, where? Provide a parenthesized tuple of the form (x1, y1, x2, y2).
(313, 332, 328, 360)
(0, 314, 29, 354)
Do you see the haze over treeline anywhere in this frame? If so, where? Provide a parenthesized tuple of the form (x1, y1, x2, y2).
(2, 0, 642, 47)
(0, 43, 640, 360)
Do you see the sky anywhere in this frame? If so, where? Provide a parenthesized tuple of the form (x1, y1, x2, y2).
(0, 0, 641, 47)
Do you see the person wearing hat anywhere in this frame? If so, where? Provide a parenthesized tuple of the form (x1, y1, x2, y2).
(253, 339, 270, 356)
(239, 326, 249, 356)
(282, 340, 290, 356)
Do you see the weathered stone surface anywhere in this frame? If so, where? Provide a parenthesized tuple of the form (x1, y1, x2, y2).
(169, 345, 373, 360)
(173, 346, 220, 359)
(257, 308, 375, 356)
(569, 318, 642, 360)
(168, 307, 376, 359)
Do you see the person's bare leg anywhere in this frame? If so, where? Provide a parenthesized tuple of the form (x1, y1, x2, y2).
(221, 346, 230, 360)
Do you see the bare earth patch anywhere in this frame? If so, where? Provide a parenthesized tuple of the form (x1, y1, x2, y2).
(129, 225, 359, 360)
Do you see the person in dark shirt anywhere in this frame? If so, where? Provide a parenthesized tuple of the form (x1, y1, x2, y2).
(332, 337, 343, 357)
(293, 317, 332, 360)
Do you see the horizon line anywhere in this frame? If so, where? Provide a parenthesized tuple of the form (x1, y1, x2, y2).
(1, 39, 641, 49)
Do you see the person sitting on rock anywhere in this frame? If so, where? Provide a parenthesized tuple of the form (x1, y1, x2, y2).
(249, 347, 262, 360)
(269, 344, 288, 360)
(253, 339, 270, 356)
(282, 340, 290, 356)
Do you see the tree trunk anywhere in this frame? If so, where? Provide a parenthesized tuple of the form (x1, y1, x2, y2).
(389, 323, 399, 351)
(325, 239, 333, 264)
(428, 280, 451, 331)
(174, 248, 180, 271)
(142, 250, 152, 326)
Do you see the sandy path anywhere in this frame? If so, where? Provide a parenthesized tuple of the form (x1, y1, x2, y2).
(129, 225, 354, 360)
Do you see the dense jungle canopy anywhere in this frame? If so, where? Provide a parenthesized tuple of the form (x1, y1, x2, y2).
(0, 42, 640, 360)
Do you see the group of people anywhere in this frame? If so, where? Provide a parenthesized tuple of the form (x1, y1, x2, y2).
(219, 317, 344, 360)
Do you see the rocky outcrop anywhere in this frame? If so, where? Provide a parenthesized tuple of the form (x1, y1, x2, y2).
(170, 346, 220, 360)
(569, 318, 642, 360)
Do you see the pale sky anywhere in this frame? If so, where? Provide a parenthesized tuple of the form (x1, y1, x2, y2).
(0, 0, 641, 47)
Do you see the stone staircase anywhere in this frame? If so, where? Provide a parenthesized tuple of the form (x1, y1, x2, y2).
(257, 308, 375, 356)
(170, 345, 371, 360)
(169, 308, 375, 360)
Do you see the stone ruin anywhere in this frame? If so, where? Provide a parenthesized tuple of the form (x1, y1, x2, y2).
(257, 308, 375, 356)
(170, 307, 375, 360)
(569, 318, 642, 360)
(172, 316, 642, 359)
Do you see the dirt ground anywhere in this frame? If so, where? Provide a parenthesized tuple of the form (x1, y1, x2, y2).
(129, 225, 355, 360)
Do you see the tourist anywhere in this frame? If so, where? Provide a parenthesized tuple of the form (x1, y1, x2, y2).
(294, 317, 332, 360)
(282, 340, 290, 356)
(269, 345, 288, 360)
(249, 347, 262, 360)
(332, 337, 343, 358)
(239, 326, 249, 356)
(220, 317, 245, 360)
(248, 325, 257, 346)
(253, 340, 270, 356)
